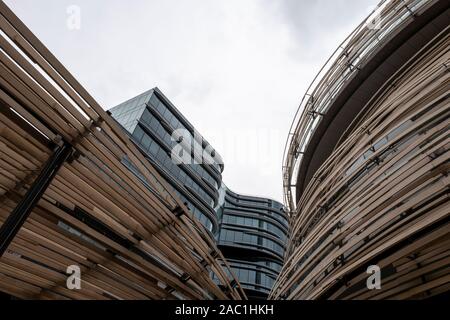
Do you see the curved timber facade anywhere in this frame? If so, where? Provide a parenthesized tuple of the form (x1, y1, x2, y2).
(0, 1, 245, 300)
(274, 0, 450, 299)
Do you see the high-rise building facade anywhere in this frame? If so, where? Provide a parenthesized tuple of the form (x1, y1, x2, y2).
(109, 88, 289, 299)
(273, 0, 449, 299)
(217, 187, 288, 299)
(109, 88, 223, 234)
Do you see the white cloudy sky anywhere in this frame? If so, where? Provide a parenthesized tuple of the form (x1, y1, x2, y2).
(5, 0, 378, 202)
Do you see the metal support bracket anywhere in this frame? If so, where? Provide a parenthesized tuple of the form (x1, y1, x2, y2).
(0, 142, 72, 257)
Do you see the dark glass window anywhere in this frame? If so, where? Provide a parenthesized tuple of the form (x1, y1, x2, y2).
(142, 110, 152, 124)
(156, 101, 165, 115)
(133, 127, 144, 143)
(170, 116, 179, 129)
(149, 141, 159, 156)
(142, 135, 151, 150)
(150, 94, 159, 108)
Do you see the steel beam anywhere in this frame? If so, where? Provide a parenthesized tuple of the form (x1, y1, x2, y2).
(0, 142, 72, 257)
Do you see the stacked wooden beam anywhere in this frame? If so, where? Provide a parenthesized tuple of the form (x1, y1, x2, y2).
(0, 1, 245, 300)
(271, 26, 450, 299)
(282, 0, 437, 211)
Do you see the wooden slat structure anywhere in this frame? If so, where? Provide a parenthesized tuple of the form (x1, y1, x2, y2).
(282, 0, 443, 211)
(0, 1, 246, 300)
(271, 5, 449, 299)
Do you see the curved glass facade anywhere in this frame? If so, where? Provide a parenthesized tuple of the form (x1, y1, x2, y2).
(110, 88, 223, 234)
(217, 186, 288, 299)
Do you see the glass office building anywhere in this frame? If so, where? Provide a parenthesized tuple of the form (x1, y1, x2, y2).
(217, 186, 288, 299)
(110, 88, 288, 298)
(109, 88, 223, 234)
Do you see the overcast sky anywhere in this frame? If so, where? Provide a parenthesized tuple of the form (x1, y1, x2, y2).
(5, 0, 378, 202)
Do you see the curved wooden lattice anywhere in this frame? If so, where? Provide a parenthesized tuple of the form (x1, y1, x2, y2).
(282, 0, 437, 213)
(0, 1, 245, 300)
(271, 22, 449, 299)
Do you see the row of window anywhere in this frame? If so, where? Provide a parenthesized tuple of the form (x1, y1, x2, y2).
(113, 94, 221, 191)
(172, 189, 214, 232)
(227, 259, 283, 275)
(230, 266, 276, 291)
(226, 192, 270, 206)
(221, 214, 287, 240)
(122, 155, 214, 232)
(138, 108, 220, 190)
(132, 125, 216, 208)
(58, 221, 106, 251)
(212, 263, 278, 294)
(226, 192, 285, 211)
(148, 94, 222, 173)
(219, 229, 284, 255)
(111, 94, 219, 233)
(225, 199, 289, 227)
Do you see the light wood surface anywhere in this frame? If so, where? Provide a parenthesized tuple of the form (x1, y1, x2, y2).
(0, 1, 246, 300)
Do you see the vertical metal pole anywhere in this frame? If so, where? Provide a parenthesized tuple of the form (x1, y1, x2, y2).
(0, 143, 72, 257)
